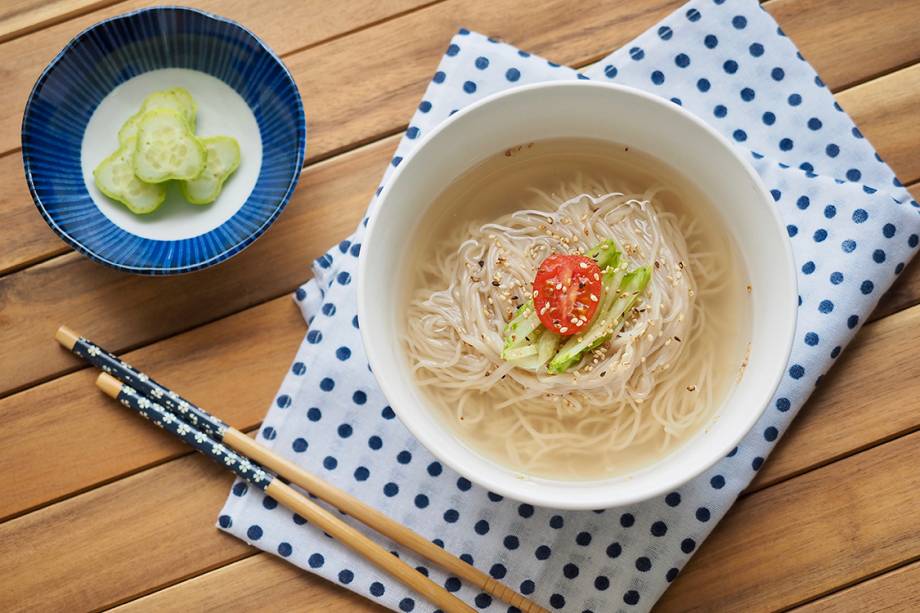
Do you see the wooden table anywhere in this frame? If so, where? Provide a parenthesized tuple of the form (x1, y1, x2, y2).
(0, 0, 918, 611)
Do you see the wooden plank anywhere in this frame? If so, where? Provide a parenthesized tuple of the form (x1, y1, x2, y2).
(836, 62, 920, 192)
(4, 0, 919, 275)
(0, 286, 918, 600)
(113, 554, 384, 612)
(0, 0, 430, 274)
(7, 426, 911, 612)
(749, 302, 920, 492)
(0, 0, 681, 274)
(1, 0, 916, 161)
(0, 152, 70, 274)
(0, 453, 252, 612)
(0, 0, 432, 155)
(764, 0, 920, 90)
(4, 59, 920, 397)
(0, 0, 120, 44)
(0, 296, 302, 520)
(0, 134, 395, 395)
(792, 560, 920, 612)
(657, 431, 920, 611)
(279, 0, 682, 164)
(4, 268, 920, 525)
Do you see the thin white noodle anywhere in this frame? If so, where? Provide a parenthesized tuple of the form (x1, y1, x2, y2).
(405, 176, 731, 478)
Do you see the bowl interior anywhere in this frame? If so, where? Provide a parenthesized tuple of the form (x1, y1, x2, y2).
(360, 82, 796, 509)
(22, 7, 305, 274)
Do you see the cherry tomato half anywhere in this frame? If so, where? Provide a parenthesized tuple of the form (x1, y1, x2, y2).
(532, 254, 602, 336)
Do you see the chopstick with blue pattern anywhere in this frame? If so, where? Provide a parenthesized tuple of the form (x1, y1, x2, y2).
(57, 326, 228, 440)
(60, 327, 544, 613)
(94, 371, 476, 613)
(97, 373, 272, 489)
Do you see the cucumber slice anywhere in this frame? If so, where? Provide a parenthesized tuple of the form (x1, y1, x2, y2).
(93, 137, 166, 214)
(133, 109, 206, 183)
(119, 88, 197, 144)
(179, 136, 241, 204)
(501, 301, 542, 359)
(547, 266, 651, 374)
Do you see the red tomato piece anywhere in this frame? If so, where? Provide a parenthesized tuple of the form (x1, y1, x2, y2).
(532, 254, 603, 336)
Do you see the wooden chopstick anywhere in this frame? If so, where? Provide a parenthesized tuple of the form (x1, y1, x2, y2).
(59, 326, 547, 613)
(95, 372, 475, 613)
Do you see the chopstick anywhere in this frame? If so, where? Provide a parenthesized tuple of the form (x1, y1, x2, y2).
(58, 326, 547, 613)
(94, 372, 475, 613)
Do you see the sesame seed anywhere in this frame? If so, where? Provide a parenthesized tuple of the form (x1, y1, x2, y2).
(590, 294, 598, 302)
(579, 261, 588, 269)
(559, 326, 568, 333)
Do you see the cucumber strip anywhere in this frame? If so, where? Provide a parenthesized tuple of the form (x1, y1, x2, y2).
(536, 330, 561, 366)
(585, 239, 620, 270)
(547, 266, 651, 374)
(93, 136, 166, 214)
(503, 344, 539, 360)
(500, 240, 622, 370)
(119, 88, 197, 144)
(133, 109, 206, 183)
(180, 136, 241, 204)
(508, 329, 561, 372)
(507, 353, 543, 371)
(501, 300, 542, 358)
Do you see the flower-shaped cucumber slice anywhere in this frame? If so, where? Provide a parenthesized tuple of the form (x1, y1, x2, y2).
(180, 136, 241, 204)
(118, 88, 198, 144)
(93, 136, 167, 214)
(133, 109, 206, 183)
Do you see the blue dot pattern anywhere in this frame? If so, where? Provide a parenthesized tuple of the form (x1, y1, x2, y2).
(219, 5, 920, 612)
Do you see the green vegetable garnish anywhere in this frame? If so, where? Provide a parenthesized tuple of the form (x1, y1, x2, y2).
(498, 239, 653, 373)
(92, 136, 166, 214)
(547, 266, 651, 374)
(118, 88, 197, 144)
(180, 136, 241, 204)
(132, 109, 206, 183)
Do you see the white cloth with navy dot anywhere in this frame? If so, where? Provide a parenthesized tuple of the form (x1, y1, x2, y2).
(218, 1, 920, 610)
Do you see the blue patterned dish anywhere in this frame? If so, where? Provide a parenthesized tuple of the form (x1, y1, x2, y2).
(22, 6, 305, 274)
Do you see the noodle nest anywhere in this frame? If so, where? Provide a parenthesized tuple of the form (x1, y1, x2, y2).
(405, 177, 728, 477)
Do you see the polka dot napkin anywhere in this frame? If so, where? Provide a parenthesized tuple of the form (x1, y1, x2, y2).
(218, 1, 919, 610)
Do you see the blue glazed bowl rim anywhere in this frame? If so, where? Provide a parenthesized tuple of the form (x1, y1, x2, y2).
(21, 5, 307, 275)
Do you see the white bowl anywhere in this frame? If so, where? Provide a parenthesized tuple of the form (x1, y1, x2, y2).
(359, 81, 796, 509)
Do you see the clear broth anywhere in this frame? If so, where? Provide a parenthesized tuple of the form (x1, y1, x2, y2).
(403, 138, 751, 480)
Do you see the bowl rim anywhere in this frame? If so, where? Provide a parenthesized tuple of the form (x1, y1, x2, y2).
(21, 5, 307, 275)
(359, 79, 797, 509)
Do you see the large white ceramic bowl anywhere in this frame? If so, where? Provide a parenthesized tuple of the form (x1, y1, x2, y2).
(359, 81, 796, 509)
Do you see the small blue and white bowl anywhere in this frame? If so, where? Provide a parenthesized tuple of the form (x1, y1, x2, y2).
(22, 6, 306, 274)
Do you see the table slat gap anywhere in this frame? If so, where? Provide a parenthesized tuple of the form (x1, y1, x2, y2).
(0, 0, 126, 45)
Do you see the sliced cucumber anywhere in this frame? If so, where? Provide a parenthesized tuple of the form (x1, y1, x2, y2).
(585, 239, 620, 270)
(536, 329, 561, 365)
(93, 137, 166, 214)
(547, 266, 651, 374)
(119, 88, 197, 144)
(501, 301, 542, 359)
(180, 136, 241, 204)
(133, 109, 206, 183)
